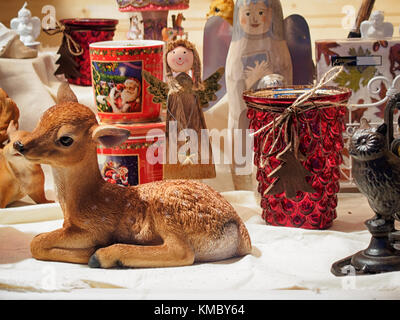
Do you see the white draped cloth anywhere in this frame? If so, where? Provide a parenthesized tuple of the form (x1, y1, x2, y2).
(0, 53, 399, 299)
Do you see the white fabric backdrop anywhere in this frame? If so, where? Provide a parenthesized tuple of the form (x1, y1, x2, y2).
(0, 54, 400, 299)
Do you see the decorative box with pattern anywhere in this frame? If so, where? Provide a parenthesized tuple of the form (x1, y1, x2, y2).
(316, 38, 400, 183)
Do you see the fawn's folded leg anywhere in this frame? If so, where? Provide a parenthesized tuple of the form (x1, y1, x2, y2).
(30, 227, 99, 264)
(89, 235, 195, 269)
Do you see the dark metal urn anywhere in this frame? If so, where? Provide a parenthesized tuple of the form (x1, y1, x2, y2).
(331, 93, 400, 276)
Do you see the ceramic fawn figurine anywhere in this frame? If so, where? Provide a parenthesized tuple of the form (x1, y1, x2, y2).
(17, 84, 251, 268)
(0, 121, 50, 208)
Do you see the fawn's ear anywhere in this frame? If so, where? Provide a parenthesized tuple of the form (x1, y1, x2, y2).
(92, 125, 130, 148)
(6, 120, 18, 138)
(57, 82, 78, 103)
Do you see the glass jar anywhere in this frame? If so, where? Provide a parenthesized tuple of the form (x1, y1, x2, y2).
(243, 86, 351, 229)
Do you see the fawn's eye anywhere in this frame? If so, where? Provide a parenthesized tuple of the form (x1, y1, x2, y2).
(59, 136, 74, 147)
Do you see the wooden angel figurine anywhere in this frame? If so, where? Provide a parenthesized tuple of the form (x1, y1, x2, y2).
(225, 0, 292, 190)
(226, 0, 314, 190)
(143, 39, 224, 180)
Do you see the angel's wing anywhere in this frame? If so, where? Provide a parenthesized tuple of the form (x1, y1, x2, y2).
(203, 16, 232, 109)
(142, 70, 169, 108)
(284, 14, 314, 85)
(359, 21, 370, 38)
(10, 18, 19, 31)
(31, 16, 41, 40)
(197, 67, 225, 108)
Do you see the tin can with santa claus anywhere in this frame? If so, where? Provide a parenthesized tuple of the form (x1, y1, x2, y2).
(97, 121, 165, 186)
(89, 40, 164, 123)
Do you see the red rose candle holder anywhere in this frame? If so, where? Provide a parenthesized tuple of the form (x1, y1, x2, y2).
(243, 86, 351, 229)
(60, 19, 118, 86)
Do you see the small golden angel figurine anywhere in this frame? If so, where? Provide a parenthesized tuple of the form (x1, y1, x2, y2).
(143, 39, 224, 180)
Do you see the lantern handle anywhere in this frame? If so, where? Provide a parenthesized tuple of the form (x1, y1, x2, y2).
(384, 92, 400, 149)
(350, 74, 400, 108)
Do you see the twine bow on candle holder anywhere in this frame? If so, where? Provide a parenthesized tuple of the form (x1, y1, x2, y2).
(43, 20, 83, 56)
(245, 66, 348, 198)
(249, 66, 346, 163)
(43, 20, 84, 80)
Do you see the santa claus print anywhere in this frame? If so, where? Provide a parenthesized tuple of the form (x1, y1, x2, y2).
(93, 60, 144, 114)
(101, 160, 130, 187)
(108, 78, 142, 113)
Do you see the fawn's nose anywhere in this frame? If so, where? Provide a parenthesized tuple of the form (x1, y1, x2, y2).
(13, 140, 25, 154)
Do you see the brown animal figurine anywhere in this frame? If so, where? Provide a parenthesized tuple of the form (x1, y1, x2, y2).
(0, 121, 51, 208)
(161, 13, 188, 42)
(207, 0, 234, 25)
(16, 86, 252, 268)
(0, 88, 20, 147)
